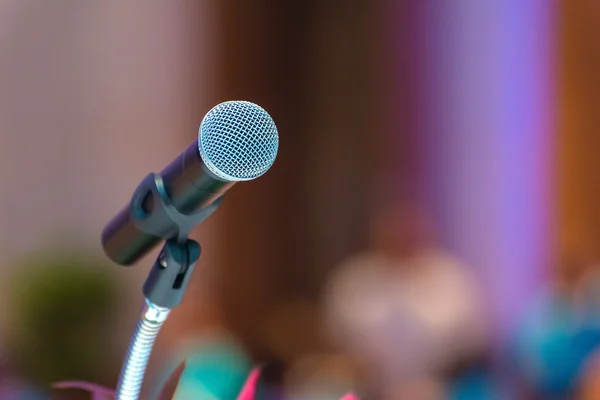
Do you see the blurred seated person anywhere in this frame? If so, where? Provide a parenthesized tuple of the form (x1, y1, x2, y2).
(324, 201, 488, 399)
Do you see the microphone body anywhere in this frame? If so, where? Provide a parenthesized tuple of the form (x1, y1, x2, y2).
(101, 143, 234, 266)
(101, 101, 279, 266)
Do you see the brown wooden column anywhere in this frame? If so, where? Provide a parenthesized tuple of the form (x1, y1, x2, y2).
(306, 0, 382, 285)
(209, 0, 385, 372)
(557, 1, 600, 266)
(211, 0, 318, 365)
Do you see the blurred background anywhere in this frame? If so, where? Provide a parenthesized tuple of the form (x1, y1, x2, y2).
(0, 1, 599, 399)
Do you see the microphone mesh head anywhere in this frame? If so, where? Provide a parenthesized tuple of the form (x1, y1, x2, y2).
(198, 101, 279, 182)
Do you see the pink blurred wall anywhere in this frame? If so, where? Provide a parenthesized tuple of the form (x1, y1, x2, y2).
(0, 0, 219, 369)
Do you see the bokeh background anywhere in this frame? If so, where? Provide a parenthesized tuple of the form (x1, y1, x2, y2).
(0, 1, 599, 399)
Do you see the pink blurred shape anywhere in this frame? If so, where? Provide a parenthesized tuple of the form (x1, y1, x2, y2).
(233, 368, 359, 400)
(53, 374, 359, 400)
(52, 381, 114, 400)
(236, 367, 261, 400)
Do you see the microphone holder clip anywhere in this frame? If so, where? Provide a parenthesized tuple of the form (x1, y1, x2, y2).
(131, 172, 222, 244)
(143, 238, 201, 310)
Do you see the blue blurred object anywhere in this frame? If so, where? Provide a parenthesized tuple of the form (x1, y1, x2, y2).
(448, 369, 504, 400)
(511, 290, 600, 398)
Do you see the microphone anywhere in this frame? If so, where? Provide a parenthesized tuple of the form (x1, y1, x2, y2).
(101, 101, 279, 266)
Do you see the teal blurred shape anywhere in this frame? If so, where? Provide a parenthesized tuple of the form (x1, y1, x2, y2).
(155, 335, 253, 400)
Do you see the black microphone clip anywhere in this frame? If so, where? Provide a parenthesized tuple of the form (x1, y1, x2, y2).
(131, 172, 222, 243)
(130, 172, 222, 308)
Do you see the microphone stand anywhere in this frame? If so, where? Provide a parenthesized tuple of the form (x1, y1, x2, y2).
(113, 173, 222, 400)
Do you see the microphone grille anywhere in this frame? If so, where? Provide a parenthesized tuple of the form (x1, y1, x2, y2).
(198, 101, 279, 182)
